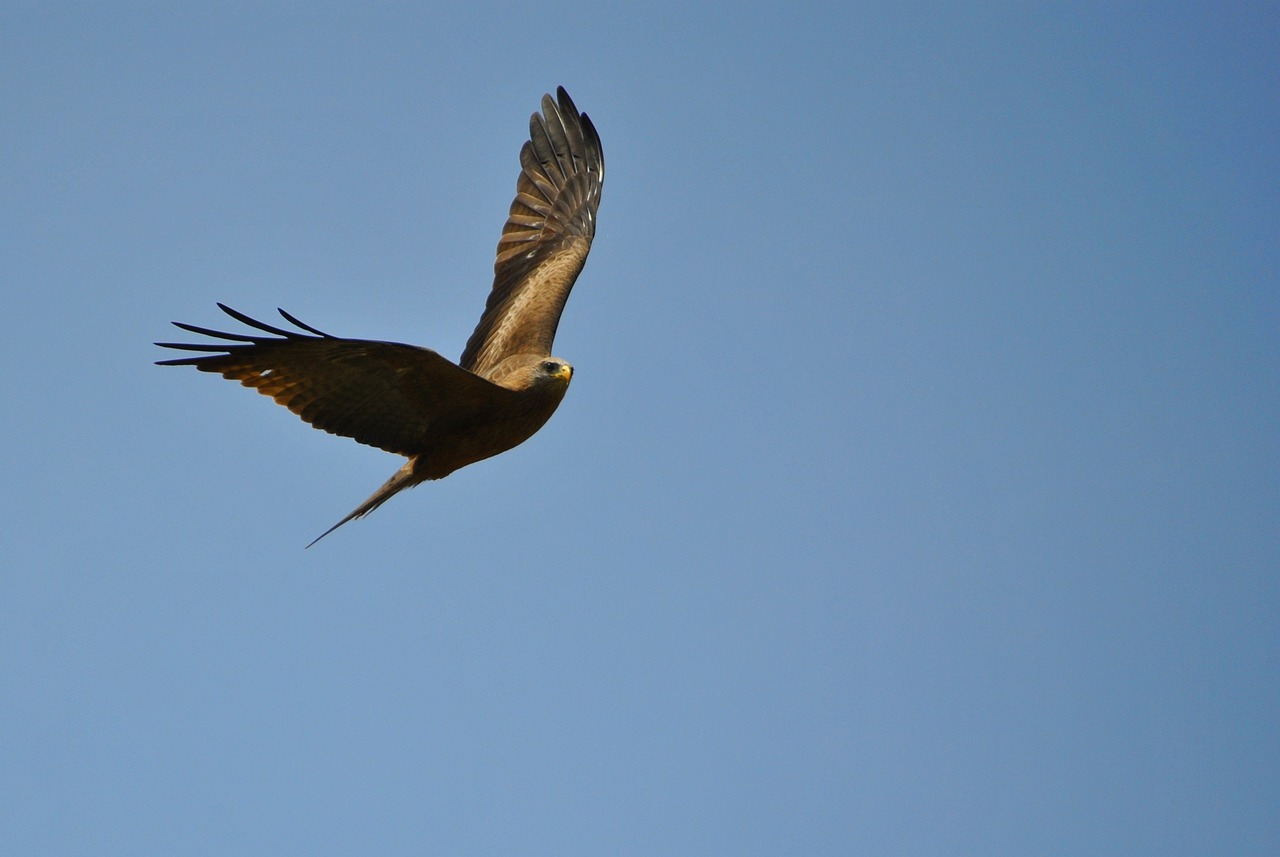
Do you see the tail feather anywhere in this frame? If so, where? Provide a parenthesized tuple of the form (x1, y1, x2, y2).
(306, 462, 417, 548)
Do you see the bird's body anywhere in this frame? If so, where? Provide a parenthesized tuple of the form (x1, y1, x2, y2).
(156, 88, 603, 545)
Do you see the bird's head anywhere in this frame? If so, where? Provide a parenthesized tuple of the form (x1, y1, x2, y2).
(484, 353, 573, 394)
(538, 358, 574, 386)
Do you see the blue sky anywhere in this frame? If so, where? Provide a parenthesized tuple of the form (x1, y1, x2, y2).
(2, 3, 1276, 854)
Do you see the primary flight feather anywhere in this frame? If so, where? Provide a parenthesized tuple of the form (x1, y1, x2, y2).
(156, 87, 604, 545)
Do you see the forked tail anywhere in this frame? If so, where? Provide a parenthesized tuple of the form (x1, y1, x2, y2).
(306, 461, 417, 548)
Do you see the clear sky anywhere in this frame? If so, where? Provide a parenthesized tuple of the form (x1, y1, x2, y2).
(2, 3, 1276, 855)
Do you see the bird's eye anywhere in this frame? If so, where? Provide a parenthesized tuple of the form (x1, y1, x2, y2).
(543, 361, 559, 373)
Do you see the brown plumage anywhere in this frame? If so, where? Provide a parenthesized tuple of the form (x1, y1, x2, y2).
(156, 87, 604, 546)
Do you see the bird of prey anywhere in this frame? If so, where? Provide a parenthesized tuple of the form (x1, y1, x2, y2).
(156, 87, 604, 546)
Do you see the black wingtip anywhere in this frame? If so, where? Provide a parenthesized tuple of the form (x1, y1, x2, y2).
(156, 304, 335, 356)
(277, 307, 334, 338)
(216, 303, 299, 338)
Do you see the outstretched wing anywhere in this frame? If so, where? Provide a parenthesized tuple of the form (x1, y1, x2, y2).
(157, 304, 514, 457)
(460, 87, 605, 378)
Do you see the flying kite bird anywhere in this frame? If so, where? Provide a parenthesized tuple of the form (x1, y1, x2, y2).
(156, 87, 604, 546)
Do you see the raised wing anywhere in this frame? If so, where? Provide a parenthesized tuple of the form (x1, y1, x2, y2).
(460, 87, 604, 378)
(157, 304, 514, 457)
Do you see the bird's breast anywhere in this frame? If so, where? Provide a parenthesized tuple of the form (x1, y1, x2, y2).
(412, 384, 567, 480)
